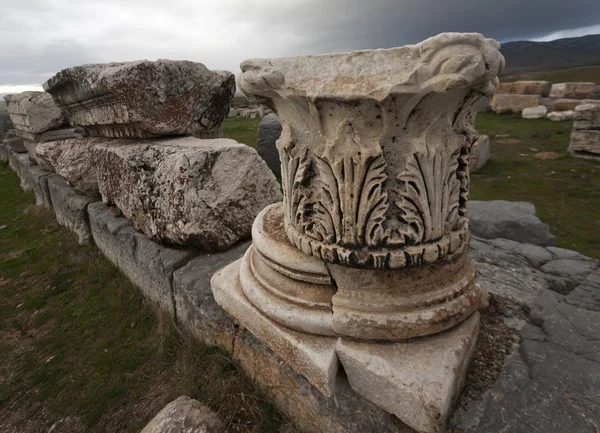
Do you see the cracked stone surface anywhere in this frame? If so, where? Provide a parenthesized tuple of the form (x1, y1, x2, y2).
(453, 237, 600, 433)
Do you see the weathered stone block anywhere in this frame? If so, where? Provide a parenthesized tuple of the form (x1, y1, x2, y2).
(569, 130, 600, 160)
(549, 82, 596, 99)
(522, 105, 547, 119)
(256, 113, 282, 178)
(43, 60, 235, 138)
(495, 81, 551, 96)
(87, 202, 193, 314)
(491, 94, 540, 113)
(172, 242, 250, 352)
(141, 396, 224, 433)
(469, 200, 555, 246)
(95, 137, 282, 251)
(47, 174, 95, 244)
(232, 329, 410, 433)
(8, 151, 33, 191)
(37, 137, 106, 197)
(0, 143, 8, 163)
(3, 91, 65, 140)
(547, 110, 575, 121)
(470, 135, 490, 171)
(25, 165, 52, 208)
(551, 98, 593, 112)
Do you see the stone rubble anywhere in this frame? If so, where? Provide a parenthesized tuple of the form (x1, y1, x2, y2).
(140, 396, 225, 433)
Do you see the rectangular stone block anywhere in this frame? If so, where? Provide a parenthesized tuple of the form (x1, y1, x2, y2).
(491, 94, 541, 113)
(4, 91, 65, 139)
(88, 202, 194, 315)
(495, 81, 551, 96)
(173, 242, 250, 352)
(0, 143, 8, 163)
(550, 82, 596, 99)
(44, 60, 235, 138)
(569, 130, 600, 160)
(25, 165, 52, 208)
(8, 152, 33, 191)
(47, 174, 95, 244)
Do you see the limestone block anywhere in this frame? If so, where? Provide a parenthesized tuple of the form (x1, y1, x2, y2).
(88, 201, 193, 314)
(43, 60, 235, 138)
(47, 174, 95, 244)
(3, 91, 65, 139)
(140, 396, 224, 433)
(336, 314, 479, 433)
(522, 105, 548, 119)
(495, 81, 551, 96)
(25, 165, 52, 208)
(547, 110, 575, 121)
(491, 94, 540, 113)
(95, 137, 282, 251)
(549, 82, 596, 99)
(7, 137, 27, 153)
(469, 200, 555, 246)
(232, 329, 409, 433)
(172, 242, 250, 352)
(8, 152, 33, 190)
(37, 137, 106, 197)
(573, 102, 600, 129)
(256, 113, 282, 178)
(211, 259, 340, 396)
(569, 130, 600, 160)
(551, 98, 596, 112)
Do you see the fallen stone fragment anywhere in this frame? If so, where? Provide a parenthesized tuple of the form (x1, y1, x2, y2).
(547, 110, 575, 121)
(256, 113, 282, 178)
(3, 91, 65, 140)
(44, 60, 235, 138)
(37, 137, 106, 197)
(469, 200, 555, 246)
(522, 105, 547, 119)
(140, 396, 225, 433)
(7, 137, 27, 153)
(95, 136, 282, 251)
(470, 135, 490, 171)
(569, 103, 600, 161)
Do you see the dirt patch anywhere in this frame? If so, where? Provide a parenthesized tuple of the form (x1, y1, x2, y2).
(534, 151, 564, 160)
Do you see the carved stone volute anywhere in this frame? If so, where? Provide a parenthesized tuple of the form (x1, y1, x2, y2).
(239, 33, 504, 269)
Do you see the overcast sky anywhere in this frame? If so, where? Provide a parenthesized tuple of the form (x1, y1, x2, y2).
(1, 0, 600, 94)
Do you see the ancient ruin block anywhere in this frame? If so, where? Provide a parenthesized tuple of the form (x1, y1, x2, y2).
(522, 105, 548, 119)
(470, 134, 490, 171)
(550, 82, 597, 99)
(213, 32, 504, 433)
(491, 94, 540, 113)
(3, 91, 65, 141)
(36, 137, 107, 197)
(495, 80, 551, 96)
(43, 60, 235, 138)
(95, 136, 282, 251)
(569, 103, 600, 161)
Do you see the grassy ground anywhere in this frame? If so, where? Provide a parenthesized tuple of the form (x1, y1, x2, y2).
(0, 164, 291, 432)
(472, 113, 600, 259)
(224, 115, 600, 259)
(501, 64, 600, 83)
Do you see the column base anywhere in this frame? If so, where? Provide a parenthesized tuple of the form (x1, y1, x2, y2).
(211, 258, 480, 433)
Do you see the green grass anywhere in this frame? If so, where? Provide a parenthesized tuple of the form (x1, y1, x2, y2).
(0, 164, 292, 432)
(472, 113, 600, 259)
(501, 65, 600, 83)
(225, 114, 600, 259)
(223, 117, 261, 147)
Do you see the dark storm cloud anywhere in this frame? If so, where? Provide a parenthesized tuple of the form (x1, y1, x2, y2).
(1, 0, 599, 91)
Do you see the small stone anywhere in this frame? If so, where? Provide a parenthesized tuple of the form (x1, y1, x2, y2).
(522, 105, 547, 119)
(140, 396, 225, 433)
(547, 110, 575, 121)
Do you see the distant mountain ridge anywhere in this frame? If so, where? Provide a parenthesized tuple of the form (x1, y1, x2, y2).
(500, 34, 600, 75)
